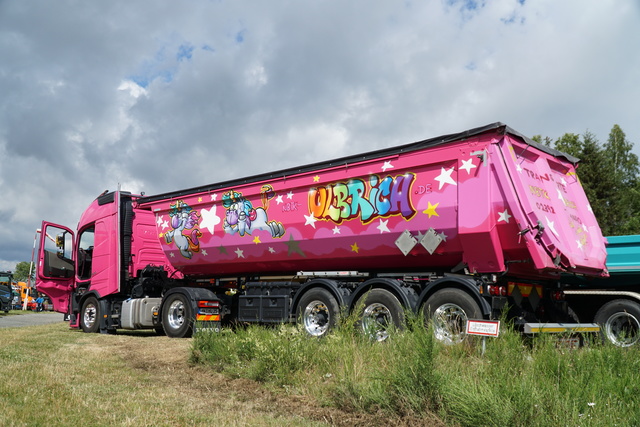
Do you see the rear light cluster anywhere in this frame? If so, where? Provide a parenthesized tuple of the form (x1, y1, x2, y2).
(198, 300, 220, 309)
(196, 300, 221, 322)
(487, 285, 507, 297)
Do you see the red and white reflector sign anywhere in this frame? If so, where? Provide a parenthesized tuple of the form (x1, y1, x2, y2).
(466, 320, 500, 337)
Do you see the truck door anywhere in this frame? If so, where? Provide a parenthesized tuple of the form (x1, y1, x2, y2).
(36, 222, 75, 314)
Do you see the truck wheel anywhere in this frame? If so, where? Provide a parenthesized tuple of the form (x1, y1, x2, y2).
(356, 289, 404, 341)
(162, 293, 194, 338)
(424, 288, 481, 345)
(296, 289, 340, 337)
(594, 299, 640, 347)
(80, 296, 101, 333)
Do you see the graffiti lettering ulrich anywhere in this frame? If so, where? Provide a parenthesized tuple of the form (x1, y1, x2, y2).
(308, 173, 416, 223)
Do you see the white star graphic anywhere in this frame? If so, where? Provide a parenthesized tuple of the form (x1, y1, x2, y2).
(582, 224, 588, 233)
(377, 219, 390, 233)
(161, 220, 169, 230)
(557, 189, 565, 202)
(202, 249, 208, 256)
(268, 247, 276, 254)
(516, 164, 523, 173)
(561, 177, 567, 186)
(381, 161, 394, 172)
(287, 191, 294, 199)
(545, 216, 559, 236)
(498, 210, 511, 223)
(434, 167, 457, 190)
(576, 240, 583, 250)
(210, 193, 218, 201)
(304, 214, 317, 229)
(200, 205, 221, 234)
(459, 158, 476, 174)
(156, 215, 163, 226)
(276, 195, 284, 204)
(235, 248, 245, 258)
(332, 226, 341, 235)
(169, 252, 175, 258)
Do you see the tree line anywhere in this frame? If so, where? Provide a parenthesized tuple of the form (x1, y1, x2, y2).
(533, 125, 639, 237)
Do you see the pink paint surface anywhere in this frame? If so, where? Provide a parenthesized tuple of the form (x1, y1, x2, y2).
(141, 129, 607, 280)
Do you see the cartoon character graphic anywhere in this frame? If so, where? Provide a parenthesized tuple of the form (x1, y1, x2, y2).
(222, 185, 285, 238)
(164, 200, 202, 259)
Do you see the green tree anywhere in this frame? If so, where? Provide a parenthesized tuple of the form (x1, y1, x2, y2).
(13, 262, 35, 283)
(552, 125, 640, 236)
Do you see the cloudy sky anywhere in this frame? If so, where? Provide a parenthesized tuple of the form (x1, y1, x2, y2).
(1, 0, 639, 271)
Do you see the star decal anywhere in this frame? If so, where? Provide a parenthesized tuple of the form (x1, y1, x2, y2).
(381, 161, 394, 172)
(498, 210, 512, 223)
(287, 191, 294, 199)
(516, 163, 523, 174)
(434, 167, 457, 190)
(545, 216, 559, 236)
(377, 219, 390, 233)
(268, 247, 276, 254)
(576, 239, 584, 250)
(304, 214, 317, 229)
(198, 197, 203, 202)
(332, 226, 341, 235)
(459, 158, 477, 174)
(438, 231, 448, 242)
(557, 189, 565, 201)
(200, 205, 221, 234)
(202, 249, 208, 256)
(156, 215, 164, 226)
(350, 242, 360, 253)
(423, 201, 439, 219)
(218, 246, 228, 255)
(253, 236, 261, 244)
(234, 248, 245, 258)
(286, 234, 306, 257)
(169, 252, 175, 258)
(161, 220, 169, 230)
(313, 175, 320, 182)
(276, 195, 284, 204)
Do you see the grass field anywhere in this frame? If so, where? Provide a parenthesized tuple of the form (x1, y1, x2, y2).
(3, 316, 640, 426)
(193, 315, 640, 426)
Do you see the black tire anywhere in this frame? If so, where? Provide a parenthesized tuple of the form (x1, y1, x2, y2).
(80, 296, 101, 333)
(162, 293, 194, 338)
(296, 288, 340, 337)
(424, 288, 482, 345)
(594, 299, 640, 347)
(356, 288, 404, 341)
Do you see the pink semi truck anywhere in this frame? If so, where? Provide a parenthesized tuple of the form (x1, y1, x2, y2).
(35, 123, 608, 342)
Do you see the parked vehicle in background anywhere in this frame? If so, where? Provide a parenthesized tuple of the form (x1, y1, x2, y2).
(566, 235, 640, 346)
(0, 272, 13, 313)
(35, 123, 608, 342)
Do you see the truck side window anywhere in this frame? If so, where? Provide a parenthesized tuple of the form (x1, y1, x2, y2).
(42, 226, 74, 278)
(77, 227, 95, 280)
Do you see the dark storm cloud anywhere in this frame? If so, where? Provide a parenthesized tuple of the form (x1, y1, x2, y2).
(0, 0, 638, 269)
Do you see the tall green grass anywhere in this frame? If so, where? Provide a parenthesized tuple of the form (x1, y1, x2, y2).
(192, 316, 640, 426)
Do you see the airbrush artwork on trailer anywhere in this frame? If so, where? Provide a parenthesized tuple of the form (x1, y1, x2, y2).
(151, 131, 603, 280)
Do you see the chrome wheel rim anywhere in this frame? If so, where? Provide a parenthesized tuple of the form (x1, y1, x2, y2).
(604, 312, 640, 347)
(303, 300, 330, 337)
(361, 303, 392, 341)
(432, 303, 468, 345)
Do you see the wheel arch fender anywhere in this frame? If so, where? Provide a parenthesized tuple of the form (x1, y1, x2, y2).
(349, 278, 417, 312)
(417, 276, 491, 317)
(292, 279, 344, 313)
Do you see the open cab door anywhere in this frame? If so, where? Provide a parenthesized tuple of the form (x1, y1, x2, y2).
(36, 222, 75, 315)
